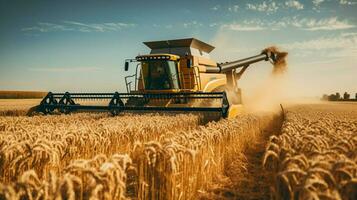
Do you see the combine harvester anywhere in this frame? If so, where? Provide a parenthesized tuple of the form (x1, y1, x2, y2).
(29, 38, 283, 120)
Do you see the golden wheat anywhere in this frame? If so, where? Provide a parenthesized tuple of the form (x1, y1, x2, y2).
(263, 103, 357, 200)
(130, 112, 279, 199)
(3, 101, 355, 199)
(0, 99, 40, 116)
(0, 153, 132, 199)
(0, 113, 200, 183)
(0, 108, 279, 199)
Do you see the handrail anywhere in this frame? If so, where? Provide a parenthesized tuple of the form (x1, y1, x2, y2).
(134, 63, 141, 91)
(193, 66, 202, 90)
(125, 63, 142, 93)
(125, 75, 136, 93)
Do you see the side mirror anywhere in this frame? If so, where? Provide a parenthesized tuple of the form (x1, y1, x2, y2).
(186, 59, 192, 68)
(124, 61, 129, 71)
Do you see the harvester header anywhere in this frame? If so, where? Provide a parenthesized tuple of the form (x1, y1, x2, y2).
(29, 38, 286, 120)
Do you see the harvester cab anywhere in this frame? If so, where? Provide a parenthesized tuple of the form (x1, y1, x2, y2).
(29, 38, 282, 120)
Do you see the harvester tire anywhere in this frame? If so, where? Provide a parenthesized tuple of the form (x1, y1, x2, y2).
(109, 98, 124, 116)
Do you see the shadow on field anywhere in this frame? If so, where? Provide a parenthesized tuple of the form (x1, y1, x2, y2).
(200, 112, 284, 200)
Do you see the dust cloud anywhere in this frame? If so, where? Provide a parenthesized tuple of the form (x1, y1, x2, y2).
(243, 46, 290, 113)
(243, 75, 287, 113)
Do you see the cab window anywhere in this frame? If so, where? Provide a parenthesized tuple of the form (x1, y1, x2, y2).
(141, 60, 180, 90)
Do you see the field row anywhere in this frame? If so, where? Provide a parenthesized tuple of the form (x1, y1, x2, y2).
(263, 104, 357, 200)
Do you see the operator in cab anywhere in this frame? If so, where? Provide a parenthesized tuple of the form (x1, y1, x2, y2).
(149, 62, 170, 90)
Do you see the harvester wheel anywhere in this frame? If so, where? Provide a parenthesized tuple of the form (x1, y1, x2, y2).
(59, 92, 76, 114)
(43, 105, 55, 114)
(59, 98, 73, 114)
(109, 98, 124, 116)
(42, 96, 57, 114)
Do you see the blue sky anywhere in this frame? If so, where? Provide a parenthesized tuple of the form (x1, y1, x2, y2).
(0, 0, 356, 97)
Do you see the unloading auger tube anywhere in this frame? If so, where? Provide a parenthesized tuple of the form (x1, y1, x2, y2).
(29, 91, 230, 118)
(205, 49, 278, 73)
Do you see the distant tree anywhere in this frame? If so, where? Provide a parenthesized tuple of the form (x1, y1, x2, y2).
(355, 93, 357, 100)
(343, 92, 350, 100)
(321, 94, 329, 101)
(328, 94, 337, 101)
(336, 92, 341, 100)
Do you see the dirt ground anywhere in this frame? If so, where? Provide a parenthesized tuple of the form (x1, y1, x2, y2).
(200, 112, 283, 200)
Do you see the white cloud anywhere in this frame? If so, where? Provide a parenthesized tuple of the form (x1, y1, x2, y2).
(300, 17, 355, 30)
(22, 22, 73, 32)
(312, 0, 324, 6)
(29, 67, 102, 72)
(281, 34, 357, 50)
(209, 23, 219, 27)
(339, 0, 357, 5)
(221, 23, 266, 31)
(211, 5, 220, 11)
(281, 33, 357, 67)
(63, 21, 135, 32)
(219, 17, 355, 31)
(22, 21, 136, 33)
(312, 0, 324, 11)
(183, 21, 203, 28)
(228, 5, 239, 12)
(246, 1, 279, 14)
(285, 0, 304, 10)
(341, 32, 357, 37)
(151, 24, 174, 29)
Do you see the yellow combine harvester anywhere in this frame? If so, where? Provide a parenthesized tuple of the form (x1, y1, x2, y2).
(30, 38, 281, 119)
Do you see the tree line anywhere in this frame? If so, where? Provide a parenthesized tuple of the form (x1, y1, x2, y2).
(0, 91, 47, 99)
(321, 92, 357, 101)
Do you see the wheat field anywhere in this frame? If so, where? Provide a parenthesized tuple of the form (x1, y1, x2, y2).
(0, 99, 40, 116)
(263, 103, 357, 200)
(0, 101, 356, 200)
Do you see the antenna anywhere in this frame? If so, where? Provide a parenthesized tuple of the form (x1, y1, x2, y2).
(166, 40, 171, 54)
